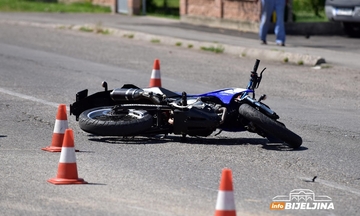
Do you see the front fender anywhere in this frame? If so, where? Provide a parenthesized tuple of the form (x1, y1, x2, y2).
(242, 96, 279, 120)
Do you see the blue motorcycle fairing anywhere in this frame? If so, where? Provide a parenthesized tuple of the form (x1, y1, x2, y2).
(194, 88, 253, 104)
(143, 87, 253, 104)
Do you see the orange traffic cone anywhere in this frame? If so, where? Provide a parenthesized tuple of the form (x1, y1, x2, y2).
(214, 168, 236, 216)
(48, 129, 87, 185)
(42, 104, 68, 152)
(149, 59, 162, 87)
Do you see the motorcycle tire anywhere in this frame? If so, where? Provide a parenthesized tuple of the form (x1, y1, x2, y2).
(78, 106, 153, 136)
(239, 104, 302, 149)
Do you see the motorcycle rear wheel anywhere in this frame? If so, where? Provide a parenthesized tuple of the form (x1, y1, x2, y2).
(79, 106, 153, 136)
(239, 104, 302, 149)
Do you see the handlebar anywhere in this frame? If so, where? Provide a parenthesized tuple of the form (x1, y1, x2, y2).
(252, 59, 260, 74)
(247, 59, 266, 92)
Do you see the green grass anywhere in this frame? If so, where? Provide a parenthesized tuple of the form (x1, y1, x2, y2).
(151, 38, 160, 43)
(146, 13, 179, 19)
(78, 23, 111, 34)
(123, 33, 134, 39)
(294, 11, 328, 23)
(0, 0, 111, 13)
(79, 26, 93, 32)
(200, 45, 224, 54)
(80, 26, 110, 34)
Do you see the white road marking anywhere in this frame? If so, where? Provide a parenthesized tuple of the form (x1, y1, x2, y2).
(0, 87, 61, 108)
(300, 177, 360, 196)
(127, 206, 171, 216)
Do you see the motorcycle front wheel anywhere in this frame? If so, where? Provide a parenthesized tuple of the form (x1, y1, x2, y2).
(239, 104, 302, 149)
(78, 106, 153, 136)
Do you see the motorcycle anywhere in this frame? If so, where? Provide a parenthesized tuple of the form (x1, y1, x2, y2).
(70, 59, 302, 148)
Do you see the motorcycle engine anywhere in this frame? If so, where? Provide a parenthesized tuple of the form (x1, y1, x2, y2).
(172, 99, 221, 136)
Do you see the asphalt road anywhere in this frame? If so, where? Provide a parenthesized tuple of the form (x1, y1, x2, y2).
(0, 22, 359, 216)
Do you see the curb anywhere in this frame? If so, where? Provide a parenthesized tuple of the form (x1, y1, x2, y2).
(108, 26, 326, 66)
(0, 20, 326, 66)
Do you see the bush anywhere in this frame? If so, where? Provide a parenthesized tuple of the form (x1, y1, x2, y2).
(293, 0, 325, 17)
(146, 0, 179, 16)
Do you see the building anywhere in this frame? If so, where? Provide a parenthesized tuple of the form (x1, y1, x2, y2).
(60, 0, 261, 32)
(180, 0, 261, 33)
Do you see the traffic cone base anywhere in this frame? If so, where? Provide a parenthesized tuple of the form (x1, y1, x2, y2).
(41, 146, 62, 152)
(42, 133, 64, 152)
(42, 132, 79, 152)
(48, 129, 86, 185)
(48, 177, 87, 185)
(214, 210, 236, 216)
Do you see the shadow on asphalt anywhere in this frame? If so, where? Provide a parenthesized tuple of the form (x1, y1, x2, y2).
(87, 134, 307, 151)
(262, 144, 308, 151)
(87, 183, 107, 186)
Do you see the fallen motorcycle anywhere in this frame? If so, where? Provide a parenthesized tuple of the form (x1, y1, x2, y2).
(70, 59, 302, 148)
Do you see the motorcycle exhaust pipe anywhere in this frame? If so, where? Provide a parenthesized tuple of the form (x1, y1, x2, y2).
(110, 88, 161, 104)
(110, 88, 144, 101)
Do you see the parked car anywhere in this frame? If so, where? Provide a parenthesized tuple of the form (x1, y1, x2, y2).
(325, 0, 360, 37)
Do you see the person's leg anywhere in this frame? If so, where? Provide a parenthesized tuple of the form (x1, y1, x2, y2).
(274, 0, 286, 45)
(259, 0, 275, 43)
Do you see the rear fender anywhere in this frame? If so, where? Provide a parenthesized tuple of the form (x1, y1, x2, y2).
(70, 89, 116, 121)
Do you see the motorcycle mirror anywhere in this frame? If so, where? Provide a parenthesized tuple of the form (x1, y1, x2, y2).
(260, 67, 266, 76)
(102, 81, 108, 91)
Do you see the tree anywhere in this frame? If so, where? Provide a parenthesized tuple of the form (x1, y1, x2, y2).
(311, 0, 326, 17)
(293, 0, 325, 17)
